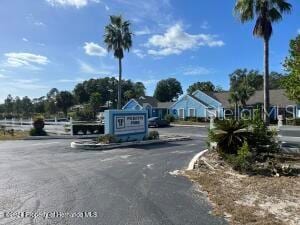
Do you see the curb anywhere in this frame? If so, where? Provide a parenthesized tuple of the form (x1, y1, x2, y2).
(24, 134, 102, 140)
(187, 149, 209, 171)
(71, 136, 192, 150)
(170, 124, 207, 128)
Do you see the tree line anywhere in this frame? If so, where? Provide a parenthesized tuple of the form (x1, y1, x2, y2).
(0, 67, 289, 120)
(0, 77, 145, 119)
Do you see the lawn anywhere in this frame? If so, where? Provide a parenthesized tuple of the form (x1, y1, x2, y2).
(185, 150, 300, 225)
(0, 131, 29, 140)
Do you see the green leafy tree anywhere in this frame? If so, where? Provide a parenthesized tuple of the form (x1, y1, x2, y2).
(133, 82, 146, 97)
(4, 95, 14, 114)
(47, 88, 59, 100)
(154, 78, 183, 102)
(56, 91, 74, 117)
(187, 81, 216, 94)
(13, 96, 22, 116)
(124, 90, 135, 101)
(283, 35, 300, 103)
(21, 96, 33, 118)
(234, 0, 292, 124)
(89, 92, 102, 118)
(74, 83, 89, 104)
(104, 15, 133, 109)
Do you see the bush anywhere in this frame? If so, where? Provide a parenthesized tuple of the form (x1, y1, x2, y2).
(30, 117, 47, 136)
(165, 114, 175, 123)
(30, 128, 47, 136)
(226, 142, 252, 172)
(209, 119, 250, 155)
(70, 106, 95, 121)
(248, 115, 279, 154)
(148, 131, 159, 140)
(33, 117, 45, 130)
(97, 134, 117, 144)
(72, 124, 104, 135)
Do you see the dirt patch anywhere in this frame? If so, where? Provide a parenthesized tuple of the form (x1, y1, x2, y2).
(185, 151, 300, 225)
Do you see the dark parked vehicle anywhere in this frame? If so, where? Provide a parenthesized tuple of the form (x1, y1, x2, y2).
(148, 117, 170, 128)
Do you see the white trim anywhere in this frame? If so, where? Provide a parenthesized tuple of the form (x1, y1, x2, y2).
(170, 94, 209, 109)
(188, 108, 196, 117)
(192, 90, 222, 105)
(122, 99, 142, 110)
(179, 108, 185, 119)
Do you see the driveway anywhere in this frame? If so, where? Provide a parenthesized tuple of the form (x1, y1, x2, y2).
(0, 127, 225, 225)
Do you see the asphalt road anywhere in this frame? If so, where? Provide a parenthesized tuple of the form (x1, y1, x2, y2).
(0, 127, 226, 225)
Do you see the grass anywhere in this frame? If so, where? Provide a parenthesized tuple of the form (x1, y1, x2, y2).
(185, 151, 300, 225)
(0, 131, 29, 140)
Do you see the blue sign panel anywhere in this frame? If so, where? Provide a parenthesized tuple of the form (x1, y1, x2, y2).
(104, 110, 148, 142)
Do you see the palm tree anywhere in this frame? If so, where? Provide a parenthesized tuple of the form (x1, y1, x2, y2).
(234, 0, 292, 125)
(104, 15, 133, 109)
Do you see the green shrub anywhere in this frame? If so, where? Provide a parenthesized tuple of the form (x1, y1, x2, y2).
(30, 117, 47, 136)
(70, 106, 95, 121)
(0, 125, 6, 135)
(148, 131, 159, 140)
(97, 134, 117, 144)
(30, 128, 47, 136)
(248, 115, 279, 154)
(72, 124, 104, 135)
(33, 117, 45, 130)
(209, 119, 250, 155)
(165, 114, 175, 123)
(226, 142, 252, 172)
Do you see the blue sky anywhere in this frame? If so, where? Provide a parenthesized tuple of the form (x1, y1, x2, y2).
(0, 0, 299, 103)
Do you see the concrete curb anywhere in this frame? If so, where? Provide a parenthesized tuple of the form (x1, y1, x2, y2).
(187, 149, 209, 171)
(24, 134, 102, 140)
(170, 123, 207, 128)
(70, 136, 192, 151)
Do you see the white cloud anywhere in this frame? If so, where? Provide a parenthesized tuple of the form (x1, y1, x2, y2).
(105, 5, 109, 11)
(58, 78, 85, 83)
(133, 49, 146, 58)
(135, 27, 152, 36)
(46, 0, 99, 8)
(4, 52, 49, 69)
(26, 14, 46, 27)
(147, 24, 224, 56)
(22, 38, 29, 42)
(298, 29, 300, 34)
(0, 74, 8, 78)
(34, 21, 45, 26)
(183, 66, 212, 76)
(0, 78, 49, 102)
(78, 60, 112, 75)
(84, 42, 107, 57)
(200, 21, 210, 29)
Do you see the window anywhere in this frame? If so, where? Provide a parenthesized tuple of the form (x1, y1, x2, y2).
(189, 108, 196, 117)
(179, 108, 185, 119)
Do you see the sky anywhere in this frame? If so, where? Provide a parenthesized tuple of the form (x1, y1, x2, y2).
(0, 0, 299, 103)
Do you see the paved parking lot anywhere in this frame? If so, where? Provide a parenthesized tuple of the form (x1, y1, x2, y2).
(0, 127, 225, 225)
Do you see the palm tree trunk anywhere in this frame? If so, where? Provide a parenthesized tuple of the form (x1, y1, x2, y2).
(263, 38, 270, 125)
(117, 58, 122, 110)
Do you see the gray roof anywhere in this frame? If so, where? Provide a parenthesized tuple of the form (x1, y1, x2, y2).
(247, 89, 296, 107)
(136, 96, 159, 107)
(205, 89, 297, 108)
(157, 102, 173, 109)
(205, 91, 231, 108)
